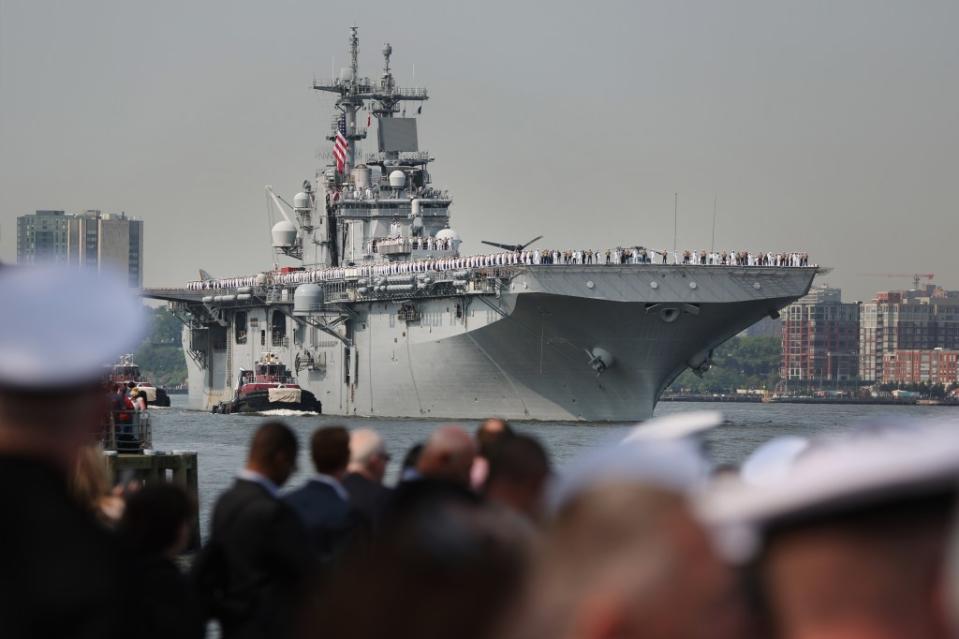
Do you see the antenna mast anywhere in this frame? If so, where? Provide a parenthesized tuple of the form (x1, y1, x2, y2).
(673, 193, 678, 254)
(711, 195, 717, 252)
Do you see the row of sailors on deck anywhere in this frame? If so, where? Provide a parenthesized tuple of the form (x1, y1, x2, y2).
(186, 249, 813, 290)
(370, 236, 456, 254)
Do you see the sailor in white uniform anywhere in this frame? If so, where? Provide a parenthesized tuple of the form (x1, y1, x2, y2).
(702, 420, 959, 639)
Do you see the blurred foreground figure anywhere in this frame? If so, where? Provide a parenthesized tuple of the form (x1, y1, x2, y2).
(120, 483, 203, 639)
(70, 443, 126, 525)
(483, 433, 551, 522)
(342, 427, 392, 531)
(514, 482, 747, 639)
(286, 426, 364, 564)
(705, 422, 959, 639)
(511, 412, 749, 639)
(416, 425, 477, 487)
(194, 421, 311, 639)
(301, 470, 530, 639)
(472, 417, 514, 489)
(0, 266, 144, 639)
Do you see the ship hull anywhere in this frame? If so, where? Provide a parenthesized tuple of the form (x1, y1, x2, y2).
(180, 265, 817, 422)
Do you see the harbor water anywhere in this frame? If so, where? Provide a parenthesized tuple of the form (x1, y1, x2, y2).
(153, 396, 956, 534)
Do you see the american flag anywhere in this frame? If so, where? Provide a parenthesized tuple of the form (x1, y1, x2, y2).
(333, 114, 348, 174)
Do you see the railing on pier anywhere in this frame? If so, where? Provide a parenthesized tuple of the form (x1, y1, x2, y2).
(102, 410, 153, 454)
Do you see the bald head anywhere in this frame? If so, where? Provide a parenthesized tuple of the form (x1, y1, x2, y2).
(349, 428, 389, 482)
(417, 425, 477, 487)
(476, 417, 513, 457)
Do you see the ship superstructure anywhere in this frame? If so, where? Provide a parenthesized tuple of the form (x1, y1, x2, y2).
(148, 27, 819, 421)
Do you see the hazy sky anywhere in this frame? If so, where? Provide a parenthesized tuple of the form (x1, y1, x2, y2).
(1, 0, 956, 300)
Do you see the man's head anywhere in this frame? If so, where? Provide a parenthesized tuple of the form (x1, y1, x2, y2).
(247, 421, 299, 487)
(484, 434, 551, 519)
(349, 428, 389, 483)
(417, 425, 477, 487)
(120, 482, 196, 559)
(311, 425, 351, 479)
(514, 482, 747, 639)
(476, 418, 513, 457)
(759, 493, 954, 639)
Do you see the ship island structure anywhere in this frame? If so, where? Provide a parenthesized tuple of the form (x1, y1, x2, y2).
(148, 27, 820, 421)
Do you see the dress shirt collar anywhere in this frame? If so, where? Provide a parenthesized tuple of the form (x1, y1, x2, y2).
(237, 468, 280, 498)
(310, 472, 349, 501)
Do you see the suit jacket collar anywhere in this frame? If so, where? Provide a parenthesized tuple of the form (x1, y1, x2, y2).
(309, 473, 349, 501)
(237, 468, 280, 497)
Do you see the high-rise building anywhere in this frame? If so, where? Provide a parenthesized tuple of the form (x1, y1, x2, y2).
(859, 286, 959, 382)
(16, 209, 143, 287)
(66, 210, 144, 288)
(780, 286, 860, 387)
(17, 210, 70, 264)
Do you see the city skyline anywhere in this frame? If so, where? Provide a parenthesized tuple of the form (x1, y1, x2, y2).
(1, 0, 957, 300)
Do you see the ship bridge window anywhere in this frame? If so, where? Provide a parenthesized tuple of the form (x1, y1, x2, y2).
(235, 311, 248, 344)
(271, 312, 287, 347)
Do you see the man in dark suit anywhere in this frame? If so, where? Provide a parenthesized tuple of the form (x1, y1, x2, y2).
(194, 421, 310, 639)
(342, 428, 393, 532)
(285, 426, 362, 564)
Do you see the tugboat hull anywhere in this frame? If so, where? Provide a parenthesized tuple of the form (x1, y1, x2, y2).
(212, 389, 322, 415)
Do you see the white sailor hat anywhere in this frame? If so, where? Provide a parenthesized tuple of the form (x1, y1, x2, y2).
(548, 410, 723, 511)
(0, 265, 145, 389)
(701, 419, 959, 563)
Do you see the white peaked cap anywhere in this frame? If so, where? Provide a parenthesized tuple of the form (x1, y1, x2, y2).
(0, 265, 146, 388)
(547, 411, 723, 511)
(700, 419, 959, 563)
(740, 436, 810, 487)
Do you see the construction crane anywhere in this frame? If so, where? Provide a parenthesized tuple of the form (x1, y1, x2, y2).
(858, 272, 935, 290)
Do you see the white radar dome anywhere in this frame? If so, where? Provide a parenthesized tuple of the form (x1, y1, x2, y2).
(293, 284, 324, 315)
(389, 170, 407, 188)
(271, 220, 297, 248)
(435, 229, 461, 243)
(293, 192, 310, 209)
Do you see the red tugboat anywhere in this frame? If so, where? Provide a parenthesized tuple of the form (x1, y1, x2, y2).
(108, 355, 171, 407)
(212, 352, 322, 414)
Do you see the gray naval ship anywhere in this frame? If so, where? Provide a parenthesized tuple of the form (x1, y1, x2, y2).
(148, 27, 819, 421)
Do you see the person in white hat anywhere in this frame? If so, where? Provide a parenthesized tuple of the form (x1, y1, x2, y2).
(508, 411, 753, 639)
(0, 265, 145, 638)
(702, 421, 959, 639)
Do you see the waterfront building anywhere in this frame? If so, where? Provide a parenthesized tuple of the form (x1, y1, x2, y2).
(859, 286, 959, 383)
(66, 210, 144, 288)
(17, 210, 70, 264)
(881, 348, 959, 386)
(780, 286, 860, 388)
(16, 209, 143, 287)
